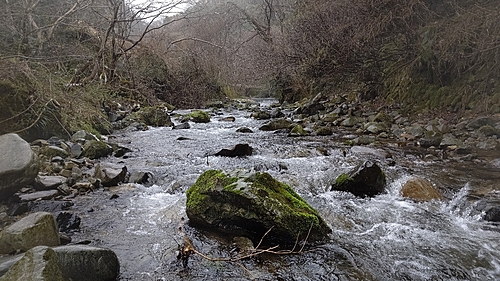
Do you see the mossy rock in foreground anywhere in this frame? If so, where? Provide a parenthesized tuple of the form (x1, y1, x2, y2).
(186, 170, 331, 245)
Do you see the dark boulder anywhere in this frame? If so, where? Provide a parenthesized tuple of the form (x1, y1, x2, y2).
(483, 207, 500, 222)
(466, 116, 497, 130)
(215, 144, 253, 157)
(56, 212, 81, 233)
(53, 245, 120, 281)
(331, 161, 386, 197)
(236, 127, 253, 133)
(186, 170, 331, 245)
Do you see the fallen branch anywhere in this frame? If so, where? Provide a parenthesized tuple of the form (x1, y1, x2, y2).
(176, 219, 314, 279)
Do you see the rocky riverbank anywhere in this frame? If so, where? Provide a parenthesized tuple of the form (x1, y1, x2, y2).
(0, 96, 499, 279)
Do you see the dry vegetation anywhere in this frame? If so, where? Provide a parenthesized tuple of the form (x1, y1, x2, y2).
(0, 0, 498, 139)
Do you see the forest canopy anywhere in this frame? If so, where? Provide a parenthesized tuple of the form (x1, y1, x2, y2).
(1, 0, 499, 138)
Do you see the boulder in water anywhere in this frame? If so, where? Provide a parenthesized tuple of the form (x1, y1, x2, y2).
(0, 133, 40, 199)
(215, 144, 253, 157)
(56, 212, 81, 233)
(259, 118, 292, 131)
(288, 124, 310, 137)
(187, 110, 210, 123)
(400, 177, 443, 202)
(186, 170, 331, 244)
(331, 161, 386, 197)
(94, 163, 127, 187)
(173, 122, 190, 129)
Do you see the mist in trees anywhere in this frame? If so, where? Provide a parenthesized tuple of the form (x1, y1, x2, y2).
(0, 0, 499, 136)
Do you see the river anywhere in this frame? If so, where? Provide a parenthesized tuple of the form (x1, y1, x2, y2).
(70, 99, 500, 280)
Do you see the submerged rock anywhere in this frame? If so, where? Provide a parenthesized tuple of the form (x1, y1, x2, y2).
(400, 177, 443, 202)
(186, 170, 331, 244)
(0, 133, 40, 199)
(331, 161, 386, 197)
(215, 144, 253, 157)
(236, 127, 253, 133)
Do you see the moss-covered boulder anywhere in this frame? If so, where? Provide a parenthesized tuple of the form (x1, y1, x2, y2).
(83, 140, 113, 159)
(187, 110, 210, 123)
(139, 106, 173, 127)
(259, 118, 292, 131)
(288, 124, 310, 137)
(331, 161, 386, 197)
(186, 170, 331, 245)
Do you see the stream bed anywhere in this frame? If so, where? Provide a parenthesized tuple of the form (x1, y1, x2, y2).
(70, 100, 500, 280)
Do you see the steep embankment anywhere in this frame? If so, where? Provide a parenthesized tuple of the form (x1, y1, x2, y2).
(277, 0, 500, 117)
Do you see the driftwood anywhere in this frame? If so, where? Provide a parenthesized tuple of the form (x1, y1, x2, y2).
(176, 218, 313, 280)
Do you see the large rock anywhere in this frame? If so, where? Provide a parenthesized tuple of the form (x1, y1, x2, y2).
(0, 254, 23, 277)
(187, 110, 210, 123)
(0, 246, 65, 281)
(214, 144, 253, 157)
(138, 106, 173, 127)
(94, 163, 127, 187)
(295, 100, 325, 116)
(53, 245, 120, 281)
(186, 170, 331, 244)
(259, 118, 292, 131)
(400, 177, 443, 202)
(0, 133, 40, 199)
(340, 116, 364, 127)
(0, 212, 60, 254)
(83, 140, 113, 159)
(34, 176, 67, 190)
(331, 161, 386, 197)
(466, 116, 497, 130)
(288, 124, 310, 137)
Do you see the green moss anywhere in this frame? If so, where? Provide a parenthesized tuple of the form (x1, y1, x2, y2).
(83, 140, 113, 159)
(186, 170, 237, 212)
(188, 110, 210, 123)
(186, 170, 330, 242)
(335, 173, 353, 187)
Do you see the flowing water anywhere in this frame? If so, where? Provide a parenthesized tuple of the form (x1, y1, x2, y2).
(71, 99, 500, 280)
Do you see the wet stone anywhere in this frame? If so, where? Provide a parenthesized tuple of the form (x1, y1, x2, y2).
(19, 190, 60, 202)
